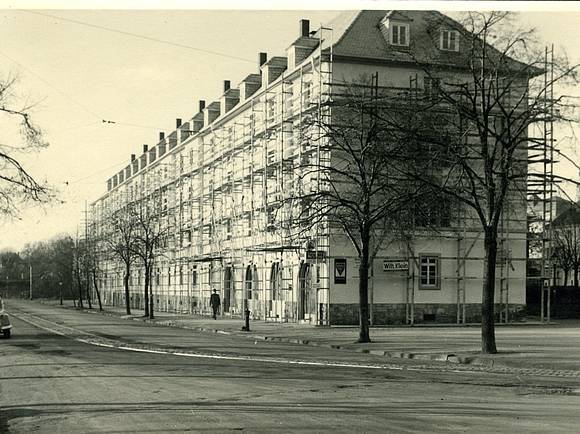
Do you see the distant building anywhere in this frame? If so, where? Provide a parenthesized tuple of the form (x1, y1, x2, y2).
(90, 10, 531, 325)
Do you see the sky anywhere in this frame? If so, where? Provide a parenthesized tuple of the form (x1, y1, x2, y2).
(0, 1, 579, 252)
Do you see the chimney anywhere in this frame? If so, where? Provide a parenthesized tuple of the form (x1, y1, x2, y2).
(143, 144, 148, 153)
(223, 80, 231, 92)
(159, 132, 165, 141)
(300, 19, 310, 37)
(199, 100, 206, 112)
(130, 154, 136, 162)
(176, 118, 182, 128)
(259, 52, 268, 67)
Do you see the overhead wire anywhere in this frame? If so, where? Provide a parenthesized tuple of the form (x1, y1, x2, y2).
(21, 10, 256, 65)
(0, 48, 103, 120)
(0, 49, 170, 132)
(65, 160, 130, 185)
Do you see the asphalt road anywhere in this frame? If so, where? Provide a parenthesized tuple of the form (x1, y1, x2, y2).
(1, 301, 580, 433)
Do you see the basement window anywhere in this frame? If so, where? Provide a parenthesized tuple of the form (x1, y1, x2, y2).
(420, 255, 440, 290)
(440, 29, 459, 52)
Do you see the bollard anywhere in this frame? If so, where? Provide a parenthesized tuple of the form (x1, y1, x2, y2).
(243, 308, 251, 332)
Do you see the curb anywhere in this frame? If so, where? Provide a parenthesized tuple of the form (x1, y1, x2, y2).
(34, 302, 555, 372)
(79, 306, 497, 368)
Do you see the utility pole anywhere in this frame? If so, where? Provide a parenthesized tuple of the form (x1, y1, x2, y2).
(29, 264, 32, 300)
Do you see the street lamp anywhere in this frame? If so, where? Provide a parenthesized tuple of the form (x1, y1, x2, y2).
(59, 281, 63, 305)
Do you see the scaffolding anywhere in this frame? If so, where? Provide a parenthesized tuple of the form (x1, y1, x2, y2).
(526, 45, 556, 324)
(89, 19, 556, 326)
(125, 23, 334, 323)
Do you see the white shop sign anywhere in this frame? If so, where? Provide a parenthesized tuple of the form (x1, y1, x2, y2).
(382, 260, 409, 272)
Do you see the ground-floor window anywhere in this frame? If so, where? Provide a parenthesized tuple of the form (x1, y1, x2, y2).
(420, 255, 440, 289)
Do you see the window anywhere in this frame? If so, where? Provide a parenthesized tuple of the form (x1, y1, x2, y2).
(225, 219, 232, 239)
(420, 255, 440, 289)
(440, 29, 459, 52)
(192, 267, 198, 286)
(424, 76, 441, 101)
(391, 23, 409, 46)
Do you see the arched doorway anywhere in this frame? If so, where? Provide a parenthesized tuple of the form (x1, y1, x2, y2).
(223, 266, 233, 314)
(270, 262, 280, 301)
(245, 264, 260, 317)
(270, 262, 281, 319)
(298, 262, 311, 320)
(245, 264, 255, 304)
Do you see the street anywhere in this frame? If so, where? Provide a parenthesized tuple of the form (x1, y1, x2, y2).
(1, 301, 580, 433)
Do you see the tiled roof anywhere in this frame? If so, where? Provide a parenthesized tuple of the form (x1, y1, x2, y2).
(553, 202, 580, 226)
(318, 10, 537, 74)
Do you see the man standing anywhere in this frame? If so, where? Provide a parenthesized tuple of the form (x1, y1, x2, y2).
(210, 288, 221, 320)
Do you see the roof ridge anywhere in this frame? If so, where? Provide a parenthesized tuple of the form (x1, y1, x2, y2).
(331, 10, 365, 49)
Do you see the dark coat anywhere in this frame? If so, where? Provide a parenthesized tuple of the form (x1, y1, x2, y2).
(210, 293, 221, 308)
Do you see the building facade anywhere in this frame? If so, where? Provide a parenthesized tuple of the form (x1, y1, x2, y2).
(90, 10, 529, 325)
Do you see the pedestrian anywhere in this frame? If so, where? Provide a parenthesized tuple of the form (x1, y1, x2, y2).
(210, 288, 221, 320)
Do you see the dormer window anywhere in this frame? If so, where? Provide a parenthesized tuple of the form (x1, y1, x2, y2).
(381, 12, 413, 48)
(440, 29, 459, 52)
(391, 22, 409, 46)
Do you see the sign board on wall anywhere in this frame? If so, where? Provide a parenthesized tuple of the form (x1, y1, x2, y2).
(306, 250, 326, 261)
(334, 258, 347, 284)
(383, 260, 409, 272)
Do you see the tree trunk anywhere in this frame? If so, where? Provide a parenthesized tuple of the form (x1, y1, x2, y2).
(123, 262, 131, 315)
(147, 263, 154, 320)
(482, 227, 498, 354)
(143, 263, 150, 317)
(574, 266, 579, 289)
(86, 269, 92, 310)
(75, 267, 84, 309)
(92, 271, 103, 311)
(358, 228, 371, 343)
(564, 269, 569, 287)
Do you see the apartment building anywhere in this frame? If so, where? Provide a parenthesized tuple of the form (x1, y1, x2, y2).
(90, 10, 530, 325)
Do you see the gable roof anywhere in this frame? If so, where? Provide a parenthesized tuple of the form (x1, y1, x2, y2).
(315, 10, 539, 75)
(553, 200, 580, 226)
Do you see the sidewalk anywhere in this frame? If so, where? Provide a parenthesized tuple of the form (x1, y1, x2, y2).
(43, 300, 580, 374)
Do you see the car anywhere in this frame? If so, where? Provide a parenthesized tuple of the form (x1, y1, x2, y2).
(0, 297, 12, 338)
(0, 311, 11, 338)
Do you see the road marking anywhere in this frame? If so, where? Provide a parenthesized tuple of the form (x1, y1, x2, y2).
(13, 309, 580, 378)
(12, 311, 407, 371)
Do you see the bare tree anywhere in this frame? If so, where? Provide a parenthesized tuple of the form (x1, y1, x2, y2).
(552, 208, 580, 288)
(132, 192, 170, 320)
(289, 76, 424, 343)
(0, 73, 50, 215)
(72, 234, 85, 309)
(103, 205, 138, 315)
(19, 236, 74, 302)
(381, 11, 579, 353)
(85, 228, 104, 311)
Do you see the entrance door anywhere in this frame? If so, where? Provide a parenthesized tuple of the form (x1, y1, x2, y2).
(298, 262, 311, 320)
(223, 267, 232, 314)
